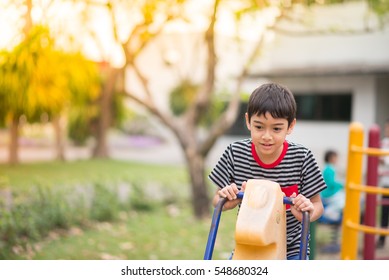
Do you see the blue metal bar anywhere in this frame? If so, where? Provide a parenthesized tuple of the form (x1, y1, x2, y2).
(279, 196, 310, 260)
(203, 193, 310, 260)
(283, 196, 293, 205)
(299, 211, 310, 260)
(203, 197, 228, 260)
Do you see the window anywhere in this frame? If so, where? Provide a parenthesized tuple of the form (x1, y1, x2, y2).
(226, 92, 352, 136)
(227, 102, 248, 136)
(294, 93, 352, 121)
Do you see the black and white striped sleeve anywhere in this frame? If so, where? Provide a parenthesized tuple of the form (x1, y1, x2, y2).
(300, 149, 327, 198)
(208, 144, 235, 189)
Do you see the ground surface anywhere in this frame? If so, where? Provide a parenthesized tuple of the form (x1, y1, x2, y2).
(1, 133, 388, 260)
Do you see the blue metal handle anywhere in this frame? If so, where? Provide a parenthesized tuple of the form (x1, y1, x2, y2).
(203, 192, 310, 260)
(203, 197, 229, 260)
(282, 195, 310, 260)
(299, 211, 310, 260)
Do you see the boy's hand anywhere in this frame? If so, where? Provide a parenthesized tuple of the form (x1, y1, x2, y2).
(290, 192, 314, 221)
(217, 182, 246, 210)
(218, 181, 247, 200)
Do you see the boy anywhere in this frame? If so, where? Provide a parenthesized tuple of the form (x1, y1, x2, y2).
(209, 82, 326, 260)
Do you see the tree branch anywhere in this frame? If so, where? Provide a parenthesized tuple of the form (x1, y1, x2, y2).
(121, 11, 178, 102)
(200, 10, 282, 156)
(123, 90, 180, 139)
(185, 0, 220, 129)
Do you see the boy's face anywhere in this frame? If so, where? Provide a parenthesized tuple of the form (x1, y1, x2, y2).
(245, 112, 295, 164)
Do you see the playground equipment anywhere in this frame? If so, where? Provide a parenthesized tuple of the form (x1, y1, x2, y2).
(340, 122, 389, 260)
(316, 201, 342, 254)
(204, 179, 310, 260)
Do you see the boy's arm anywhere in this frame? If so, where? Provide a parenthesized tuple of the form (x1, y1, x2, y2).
(308, 194, 324, 221)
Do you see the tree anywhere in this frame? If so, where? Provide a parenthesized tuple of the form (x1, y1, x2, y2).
(0, 25, 101, 164)
(79, 0, 271, 218)
(0, 0, 103, 164)
(0, 26, 67, 164)
(3, 0, 386, 216)
(72, 0, 388, 219)
(67, 61, 126, 157)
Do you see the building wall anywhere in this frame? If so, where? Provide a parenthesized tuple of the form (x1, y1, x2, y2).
(251, 74, 377, 175)
(242, 1, 389, 178)
(376, 75, 389, 131)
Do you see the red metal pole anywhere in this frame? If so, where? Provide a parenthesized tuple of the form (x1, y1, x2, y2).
(363, 124, 380, 260)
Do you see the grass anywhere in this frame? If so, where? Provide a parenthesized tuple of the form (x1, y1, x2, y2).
(0, 159, 343, 260)
(1, 159, 188, 192)
(0, 159, 238, 260)
(29, 206, 238, 260)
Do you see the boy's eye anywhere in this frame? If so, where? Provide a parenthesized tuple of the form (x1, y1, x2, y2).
(273, 127, 282, 132)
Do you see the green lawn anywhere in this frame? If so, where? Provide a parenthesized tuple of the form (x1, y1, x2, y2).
(1, 159, 188, 192)
(0, 159, 237, 260)
(29, 205, 238, 260)
(0, 159, 337, 260)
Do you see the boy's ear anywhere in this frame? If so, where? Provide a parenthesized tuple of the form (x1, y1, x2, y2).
(287, 118, 296, 135)
(245, 113, 251, 131)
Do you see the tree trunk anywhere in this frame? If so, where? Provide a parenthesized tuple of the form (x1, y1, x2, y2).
(185, 151, 211, 219)
(92, 88, 110, 158)
(8, 115, 19, 165)
(93, 68, 118, 158)
(52, 116, 65, 161)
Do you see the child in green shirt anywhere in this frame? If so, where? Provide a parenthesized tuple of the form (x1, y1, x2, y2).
(321, 150, 344, 222)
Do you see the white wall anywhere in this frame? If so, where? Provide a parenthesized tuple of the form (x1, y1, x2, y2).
(243, 1, 389, 179)
(246, 74, 377, 177)
(250, 2, 389, 74)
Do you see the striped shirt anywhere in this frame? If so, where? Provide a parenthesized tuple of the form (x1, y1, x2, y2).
(209, 138, 327, 258)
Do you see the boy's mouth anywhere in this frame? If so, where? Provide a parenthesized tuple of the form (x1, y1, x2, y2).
(261, 143, 273, 148)
(261, 142, 272, 146)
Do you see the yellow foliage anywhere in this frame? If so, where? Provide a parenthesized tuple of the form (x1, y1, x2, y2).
(0, 25, 101, 123)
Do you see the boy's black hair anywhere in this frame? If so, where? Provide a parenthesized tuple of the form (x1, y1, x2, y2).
(324, 150, 337, 163)
(247, 82, 296, 126)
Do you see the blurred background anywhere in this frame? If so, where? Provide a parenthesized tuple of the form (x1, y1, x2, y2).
(0, 0, 388, 260)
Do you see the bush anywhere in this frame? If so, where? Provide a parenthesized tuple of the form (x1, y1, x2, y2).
(128, 181, 155, 212)
(0, 179, 172, 259)
(0, 185, 76, 258)
(89, 182, 121, 222)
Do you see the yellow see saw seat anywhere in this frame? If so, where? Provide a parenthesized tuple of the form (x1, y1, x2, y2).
(203, 179, 310, 260)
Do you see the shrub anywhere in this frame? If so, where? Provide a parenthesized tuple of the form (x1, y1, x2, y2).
(0, 179, 178, 259)
(89, 182, 121, 222)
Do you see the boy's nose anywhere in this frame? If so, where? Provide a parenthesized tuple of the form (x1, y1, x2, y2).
(262, 130, 272, 140)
